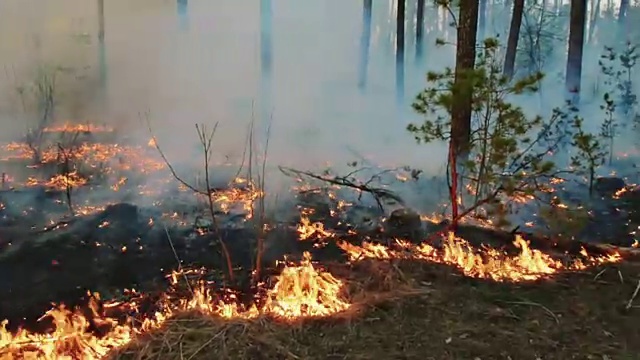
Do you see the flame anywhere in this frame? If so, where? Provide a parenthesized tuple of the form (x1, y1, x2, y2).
(339, 233, 622, 282)
(0, 252, 349, 359)
(0, 123, 631, 358)
(45, 172, 88, 190)
(297, 216, 334, 241)
(613, 187, 628, 199)
(42, 123, 114, 133)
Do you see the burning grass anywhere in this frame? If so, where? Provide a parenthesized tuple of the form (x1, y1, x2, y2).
(338, 233, 623, 282)
(0, 252, 354, 359)
(107, 259, 640, 359)
(0, 228, 633, 359)
(1, 121, 640, 359)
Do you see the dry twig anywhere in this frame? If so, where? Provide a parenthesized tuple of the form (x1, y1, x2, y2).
(625, 279, 640, 310)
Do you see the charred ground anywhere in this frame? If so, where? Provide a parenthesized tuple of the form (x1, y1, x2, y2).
(0, 125, 640, 359)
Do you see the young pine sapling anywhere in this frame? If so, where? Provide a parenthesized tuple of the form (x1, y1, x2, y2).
(408, 38, 567, 228)
(599, 43, 638, 125)
(599, 92, 618, 166)
(571, 117, 607, 197)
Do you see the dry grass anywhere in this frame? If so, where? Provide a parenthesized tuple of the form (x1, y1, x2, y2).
(111, 259, 640, 360)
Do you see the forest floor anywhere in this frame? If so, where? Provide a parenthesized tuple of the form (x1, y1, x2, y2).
(112, 258, 640, 360)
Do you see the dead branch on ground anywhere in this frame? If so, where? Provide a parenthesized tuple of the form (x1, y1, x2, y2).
(279, 166, 405, 211)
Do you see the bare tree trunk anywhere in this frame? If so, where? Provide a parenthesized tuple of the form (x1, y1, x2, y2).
(396, 0, 406, 106)
(177, 0, 189, 31)
(260, 0, 273, 131)
(478, 0, 487, 40)
(97, 0, 107, 93)
(619, 0, 629, 23)
(358, 0, 373, 90)
(416, 0, 425, 61)
(503, 0, 525, 79)
(261, 0, 273, 79)
(451, 0, 479, 160)
(588, 0, 601, 42)
(565, 0, 587, 105)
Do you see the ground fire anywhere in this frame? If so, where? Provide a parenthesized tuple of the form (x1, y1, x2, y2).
(0, 122, 637, 359)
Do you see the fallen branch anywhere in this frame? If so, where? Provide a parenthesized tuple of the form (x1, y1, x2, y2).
(626, 279, 640, 311)
(279, 166, 405, 211)
(504, 300, 560, 324)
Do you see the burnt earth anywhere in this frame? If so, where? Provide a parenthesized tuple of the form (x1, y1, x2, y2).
(0, 181, 638, 336)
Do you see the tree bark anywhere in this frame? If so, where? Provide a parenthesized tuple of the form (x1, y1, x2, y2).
(416, 0, 425, 61)
(503, 0, 525, 79)
(451, 0, 479, 160)
(396, 0, 406, 105)
(358, 0, 373, 90)
(565, 0, 587, 105)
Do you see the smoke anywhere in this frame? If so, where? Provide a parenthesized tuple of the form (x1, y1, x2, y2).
(0, 0, 637, 208)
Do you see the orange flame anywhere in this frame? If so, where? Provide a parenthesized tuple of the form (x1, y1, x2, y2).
(339, 233, 622, 282)
(0, 252, 349, 359)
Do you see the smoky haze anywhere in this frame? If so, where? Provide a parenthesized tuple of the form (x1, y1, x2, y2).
(0, 0, 636, 204)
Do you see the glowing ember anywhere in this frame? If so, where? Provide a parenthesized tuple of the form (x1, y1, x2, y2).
(0, 252, 349, 359)
(43, 123, 114, 133)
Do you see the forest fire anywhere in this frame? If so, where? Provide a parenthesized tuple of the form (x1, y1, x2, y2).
(337, 233, 622, 282)
(0, 252, 349, 360)
(42, 123, 115, 134)
(0, 122, 635, 359)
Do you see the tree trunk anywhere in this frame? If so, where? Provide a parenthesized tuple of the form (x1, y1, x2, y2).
(97, 0, 107, 92)
(260, 0, 273, 78)
(416, 0, 425, 61)
(177, 0, 189, 31)
(478, 0, 487, 40)
(396, 0, 405, 106)
(503, 0, 525, 79)
(565, 0, 587, 105)
(260, 0, 273, 131)
(588, 0, 601, 42)
(358, 0, 373, 90)
(451, 0, 479, 160)
(619, 0, 629, 23)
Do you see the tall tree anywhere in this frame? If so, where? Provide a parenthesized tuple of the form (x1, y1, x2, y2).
(587, 0, 601, 42)
(503, 0, 525, 79)
(358, 0, 373, 90)
(478, 0, 487, 40)
(396, 0, 406, 105)
(177, 0, 189, 31)
(260, 0, 273, 79)
(619, 0, 629, 24)
(416, 0, 425, 61)
(260, 0, 273, 130)
(451, 0, 480, 160)
(565, 0, 587, 104)
(97, 0, 107, 92)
